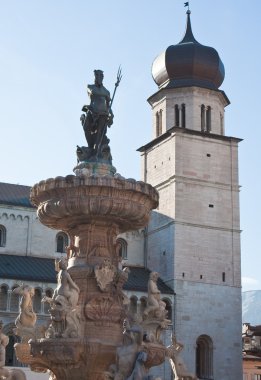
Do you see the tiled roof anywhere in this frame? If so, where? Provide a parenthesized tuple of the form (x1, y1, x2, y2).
(0, 254, 56, 282)
(0, 254, 174, 294)
(0, 182, 34, 208)
(124, 266, 174, 294)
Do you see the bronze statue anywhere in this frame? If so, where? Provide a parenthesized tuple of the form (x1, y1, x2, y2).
(81, 70, 113, 152)
(79, 68, 122, 162)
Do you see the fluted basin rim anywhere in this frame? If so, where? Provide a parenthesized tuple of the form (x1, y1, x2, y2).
(30, 174, 159, 232)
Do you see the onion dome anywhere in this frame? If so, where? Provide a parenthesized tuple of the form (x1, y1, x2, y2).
(152, 11, 225, 90)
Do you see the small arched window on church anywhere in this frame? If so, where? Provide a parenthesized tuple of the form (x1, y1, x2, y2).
(116, 238, 128, 260)
(10, 285, 20, 312)
(44, 288, 53, 314)
(196, 335, 214, 379)
(129, 295, 138, 316)
(162, 298, 172, 321)
(56, 232, 69, 253)
(181, 103, 186, 128)
(175, 104, 180, 127)
(0, 225, 6, 247)
(206, 106, 211, 132)
(0, 284, 8, 310)
(33, 288, 42, 313)
(140, 297, 147, 315)
(4, 325, 21, 367)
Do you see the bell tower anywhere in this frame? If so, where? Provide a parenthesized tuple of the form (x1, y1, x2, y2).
(138, 10, 242, 380)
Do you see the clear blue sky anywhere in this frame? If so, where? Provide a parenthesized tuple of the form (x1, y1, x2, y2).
(0, 1, 260, 292)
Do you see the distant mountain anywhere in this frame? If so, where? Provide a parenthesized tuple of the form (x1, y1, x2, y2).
(242, 290, 261, 325)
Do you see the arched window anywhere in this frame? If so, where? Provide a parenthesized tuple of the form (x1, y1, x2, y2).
(181, 103, 186, 128)
(129, 295, 138, 316)
(33, 288, 42, 313)
(156, 112, 160, 137)
(44, 288, 53, 314)
(156, 110, 163, 137)
(10, 285, 20, 312)
(201, 105, 206, 132)
(175, 104, 180, 127)
(206, 106, 211, 132)
(56, 232, 69, 253)
(116, 238, 128, 260)
(0, 225, 6, 247)
(163, 298, 172, 321)
(0, 284, 8, 310)
(140, 297, 147, 315)
(220, 112, 224, 135)
(196, 335, 214, 379)
(3, 323, 21, 367)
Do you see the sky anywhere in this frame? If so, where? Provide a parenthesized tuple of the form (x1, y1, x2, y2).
(0, 0, 260, 292)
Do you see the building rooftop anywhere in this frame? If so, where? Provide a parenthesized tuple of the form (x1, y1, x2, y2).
(0, 254, 56, 282)
(124, 266, 174, 294)
(0, 254, 174, 294)
(0, 182, 34, 208)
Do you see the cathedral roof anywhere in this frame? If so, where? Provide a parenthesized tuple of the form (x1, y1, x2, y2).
(0, 254, 56, 282)
(152, 10, 225, 90)
(124, 266, 174, 294)
(0, 182, 34, 208)
(0, 254, 174, 294)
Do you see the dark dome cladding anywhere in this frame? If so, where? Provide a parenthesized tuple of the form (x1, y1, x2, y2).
(152, 11, 225, 90)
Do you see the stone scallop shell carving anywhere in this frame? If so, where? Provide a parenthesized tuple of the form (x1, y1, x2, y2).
(85, 296, 123, 323)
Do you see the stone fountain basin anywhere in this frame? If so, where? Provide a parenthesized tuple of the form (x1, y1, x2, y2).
(30, 175, 159, 232)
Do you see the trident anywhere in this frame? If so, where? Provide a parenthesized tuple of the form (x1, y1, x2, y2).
(96, 66, 122, 158)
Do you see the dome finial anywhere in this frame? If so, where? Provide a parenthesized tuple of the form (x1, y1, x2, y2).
(180, 2, 198, 44)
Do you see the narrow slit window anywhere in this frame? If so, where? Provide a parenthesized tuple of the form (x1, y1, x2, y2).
(156, 112, 160, 137)
(206, 106, 211, 132)
(181, 103, 186, 128)
(175, 105, 180, 127)
(201, 105, 205, 132)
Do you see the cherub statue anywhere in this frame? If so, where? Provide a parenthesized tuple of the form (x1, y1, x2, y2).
(143, 272, 167, 320)
(53, 258, 79, 308)
(13, 285, 37, 328)
(42, 258, 80, 338)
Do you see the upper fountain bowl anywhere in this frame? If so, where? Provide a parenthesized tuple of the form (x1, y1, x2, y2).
(30, 174, 159, 232)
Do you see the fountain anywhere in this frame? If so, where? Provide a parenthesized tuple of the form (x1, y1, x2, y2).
(12, 70, 195, 380)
